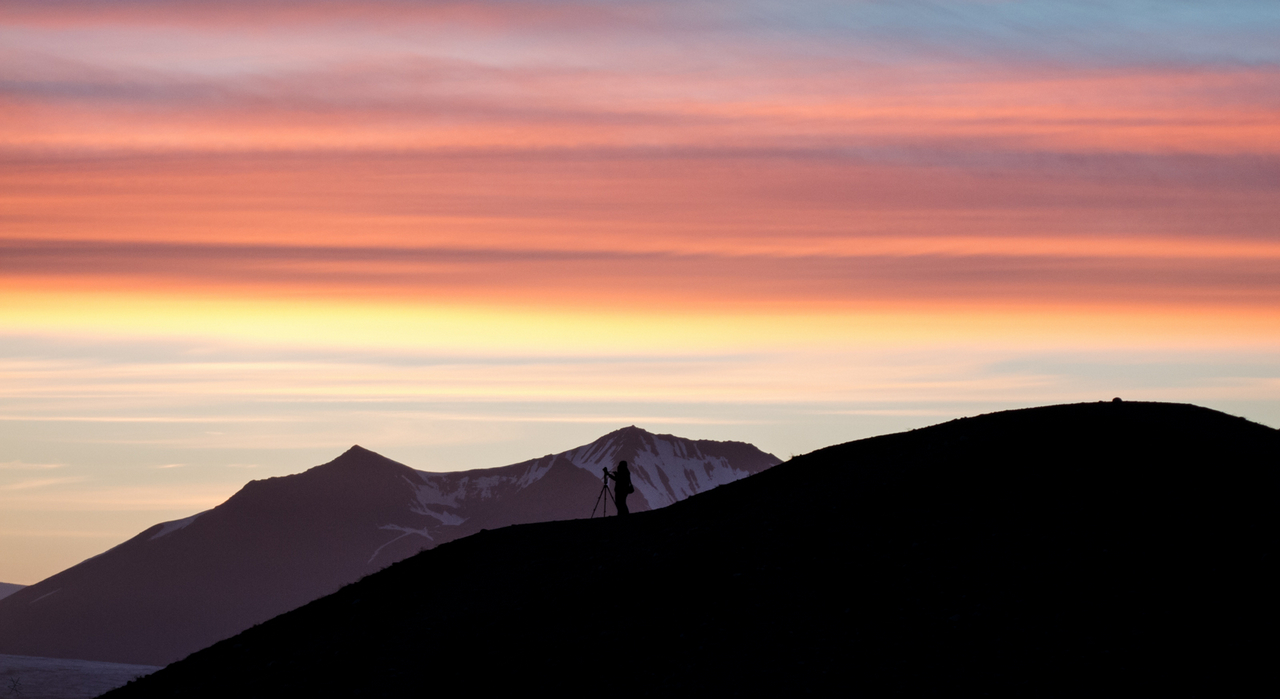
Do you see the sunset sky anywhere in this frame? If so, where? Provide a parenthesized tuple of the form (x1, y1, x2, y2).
(3, 0, 1278, 583)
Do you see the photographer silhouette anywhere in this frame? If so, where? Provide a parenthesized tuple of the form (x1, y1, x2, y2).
(606, 460, 634, 516)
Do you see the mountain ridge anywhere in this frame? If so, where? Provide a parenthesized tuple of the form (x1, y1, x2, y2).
(0, 426, 779, 666)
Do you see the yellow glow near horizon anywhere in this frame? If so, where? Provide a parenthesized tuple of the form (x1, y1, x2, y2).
(4, 284, 1278, 356)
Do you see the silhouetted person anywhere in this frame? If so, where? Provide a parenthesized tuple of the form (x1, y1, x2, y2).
(607, 460, 633, 516)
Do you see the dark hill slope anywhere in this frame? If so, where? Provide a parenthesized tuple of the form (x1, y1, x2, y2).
(104, 402, 1276, 697)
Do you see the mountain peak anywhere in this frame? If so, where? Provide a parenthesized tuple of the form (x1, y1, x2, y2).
(322, 445, 407, 472)
(599, 425, 646, 438)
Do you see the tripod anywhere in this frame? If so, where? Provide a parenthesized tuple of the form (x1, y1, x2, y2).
(590, 467, 615, 518)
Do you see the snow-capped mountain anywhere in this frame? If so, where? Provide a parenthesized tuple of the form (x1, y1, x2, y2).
(0, 427, 778, 666)
(398, 425, 780, 546)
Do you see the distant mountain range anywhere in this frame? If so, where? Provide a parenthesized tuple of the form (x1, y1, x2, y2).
(99, 402, 1277, 697)
(0, 426, 779, 666)
(0, 583, 23, 601)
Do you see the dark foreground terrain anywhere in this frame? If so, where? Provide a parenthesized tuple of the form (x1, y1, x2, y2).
(105, 402, 1275, 697)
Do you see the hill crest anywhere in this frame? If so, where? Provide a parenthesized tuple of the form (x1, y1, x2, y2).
(101, 400, 1277, 696)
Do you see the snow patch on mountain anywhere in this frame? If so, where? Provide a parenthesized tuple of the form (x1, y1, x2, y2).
(565, 428, 763, 510)
(369, 525, 434, 564)
(469, 474, 512, 499)
(514, 457, 554, 488)
(29, 589, 59, 605)
(412, 506, 466, 526)
(405, 476, 464, 509)
(571, 438, 615, 470)
(149, 512, 204, 541)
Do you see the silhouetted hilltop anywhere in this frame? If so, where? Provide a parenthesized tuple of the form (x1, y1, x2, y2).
(103, 402, 1276, 696)
(0, 429, 777, 666)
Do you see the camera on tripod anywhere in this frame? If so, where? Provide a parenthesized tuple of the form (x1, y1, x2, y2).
(590, 462, 631, 518)
(590, 466, 615, 518)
